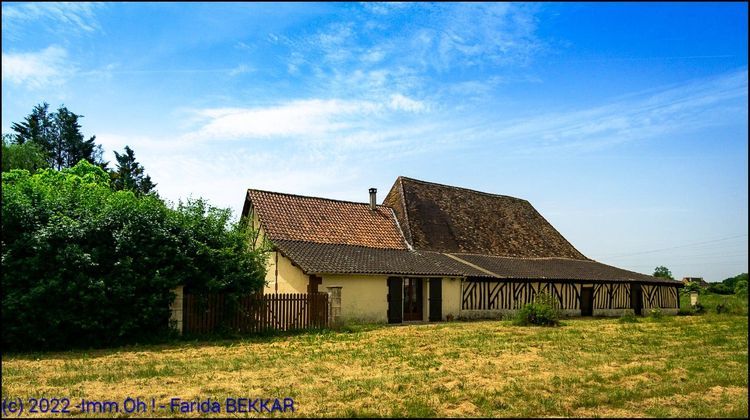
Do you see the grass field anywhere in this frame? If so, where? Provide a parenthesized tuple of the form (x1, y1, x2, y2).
(2, 294, 747, 418)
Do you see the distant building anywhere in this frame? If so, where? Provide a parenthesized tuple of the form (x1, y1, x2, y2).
(682, 277, 709, 288)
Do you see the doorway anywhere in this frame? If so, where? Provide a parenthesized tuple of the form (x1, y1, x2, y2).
(631, 283, 643, 315)
(403, 278, 423, 321)
(581, 287, 594, 316)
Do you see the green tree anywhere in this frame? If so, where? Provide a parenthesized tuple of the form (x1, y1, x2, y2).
(721, 273, 748, 291)
(111, 145, 156, 195)
(735, 278, 748, 296)
(1, 161, 266, 350)
(684, 281, 703, 294)
(2, 134, 49, 172)
(653, 266, 674, 280)
(10, 102, 54, 149)
(10, 103, 105, 170)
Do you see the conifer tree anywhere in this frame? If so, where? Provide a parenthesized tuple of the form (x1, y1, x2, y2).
(112, 145, 156, 195)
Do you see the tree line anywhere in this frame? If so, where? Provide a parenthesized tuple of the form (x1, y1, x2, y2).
(2, 102, 154, 195)
(654, 265, 747, 296)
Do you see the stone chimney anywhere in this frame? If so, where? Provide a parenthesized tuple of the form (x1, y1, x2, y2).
(369, 188, 377, 210)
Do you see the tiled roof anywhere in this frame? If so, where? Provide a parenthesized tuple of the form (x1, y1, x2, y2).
(383, 176, 587, 259)
(451, 253, 681, 284)
(418, 251, 496, 278)
(244, 181, 676, 284)
(274, 240, 464, 276)
(269, 241, 678, 284)
(247, 189, 408, 249)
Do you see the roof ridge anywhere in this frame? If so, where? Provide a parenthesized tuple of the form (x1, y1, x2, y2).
(442, 253, 502, 277)
(398, 176, 527, 202)
(248, 188, 394, 209)
(388, 206, 412, 250)
(397, 176, 414, 247)
(451, 252, 591, 262)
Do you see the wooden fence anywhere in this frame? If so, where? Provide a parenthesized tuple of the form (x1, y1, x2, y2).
(183, 292, 329, 334)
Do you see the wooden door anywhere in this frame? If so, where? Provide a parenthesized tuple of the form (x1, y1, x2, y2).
(429, 278, 442, 322)
(403, 278, 423, 321)
(387, 277, 403, 324)
(307, 275, 322, 293)
(581, 287, 593, 316)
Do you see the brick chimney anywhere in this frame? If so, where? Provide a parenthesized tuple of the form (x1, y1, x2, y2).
(369, 188, 377, 210)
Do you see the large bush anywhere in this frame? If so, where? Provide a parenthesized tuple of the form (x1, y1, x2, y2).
(1, 161, 266, 350)
(513, 292, 561, 326)
(734, 278, 748, 296)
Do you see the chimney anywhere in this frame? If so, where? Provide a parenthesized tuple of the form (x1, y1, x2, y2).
(369, 188, 377, 210)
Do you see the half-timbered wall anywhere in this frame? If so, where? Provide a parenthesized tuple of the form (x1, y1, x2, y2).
(593, 283, 631, 309)
(462, 281, 679, 311)
(642, 284, 679, 309)
(462, 281, 581, 310)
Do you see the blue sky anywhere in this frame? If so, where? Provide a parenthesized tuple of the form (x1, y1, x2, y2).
(2, 2, 747, 281)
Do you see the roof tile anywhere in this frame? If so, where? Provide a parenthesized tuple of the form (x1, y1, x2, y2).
(248, 190, 407, 249)
(452, 253, 680, 284)
(384, 177, 587, 259)
(274, 240, 463, 276)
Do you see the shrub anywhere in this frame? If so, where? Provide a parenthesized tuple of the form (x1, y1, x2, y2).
(619, 309, 639, 323)
(1, 162, 267, 351)
(734, 278, 748, 296)
(715, 302, 729, 314)
(513, 292, 560, 326)
(648, 308, 663, 319)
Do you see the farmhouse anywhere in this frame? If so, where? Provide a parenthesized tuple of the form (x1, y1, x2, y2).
(241, 176, 682, 323)
(682, 276, 709, 288)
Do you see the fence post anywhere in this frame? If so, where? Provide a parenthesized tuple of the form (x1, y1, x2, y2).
(327, 286, 342, 326)
(170, 286, 184, 335)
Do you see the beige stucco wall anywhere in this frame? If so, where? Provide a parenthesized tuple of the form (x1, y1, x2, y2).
(248, 210, 309, 294)
(263, 251, 309, 294)
(320, 275, 389, 323)
(443, 277, 462, 320)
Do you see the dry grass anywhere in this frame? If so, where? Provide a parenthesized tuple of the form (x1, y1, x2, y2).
(2, 312, 747, 417)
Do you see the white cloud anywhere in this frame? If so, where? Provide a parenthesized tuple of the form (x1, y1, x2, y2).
(360, 2, 411, 15)
(228, 64, 253, 76)
(187, 95, 428, 140)
(388, 93, 427, 112)
(280, 3, 543, 104)
(361, 48, 386, 63)
(189, 100, 376, 139)
(90, 70, 747, 223)
(442, 69, 749, 155)
(430, 3, 541, 70)
(1, 46, 73, 89)
(2, 2, 104, 35)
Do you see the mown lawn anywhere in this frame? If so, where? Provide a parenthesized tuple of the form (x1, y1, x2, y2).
(2, 296, 747, 418)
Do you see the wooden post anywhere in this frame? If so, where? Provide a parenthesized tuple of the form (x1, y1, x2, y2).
(327, 286, 342, 326)
(170, 286, 184, 335)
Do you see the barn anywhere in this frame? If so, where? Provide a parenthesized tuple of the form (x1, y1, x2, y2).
(241, 176, 682, 323)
